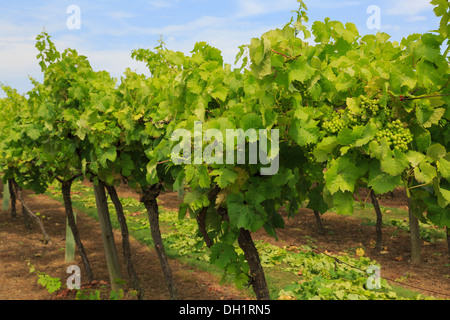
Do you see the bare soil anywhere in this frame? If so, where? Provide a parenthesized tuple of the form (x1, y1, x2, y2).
(0, 183, 449, 300)
(0, 184, 248, 300)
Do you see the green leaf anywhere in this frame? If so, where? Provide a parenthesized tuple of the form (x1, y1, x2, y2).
(211, 86, 228, 102)
(210, 243, 238, 269)
(427, 143, 446, 161)
(425, 197, 450, 228)
(307, 186, 329, 214)
(437, 154, 450, 179)
(211, 168, 238, 189)
(76, 118, 90, 141)
(355, 123, 377, 147)
(146, 159, 158, 185)
(226, 193, 265, 232)
(120, 154, 135, 177)
(184, 189, 209, 212)
(410, 125, 431, 153)
(368, 160, 402, 195)
(406, 150, 427, 167)
(325, 156, 368, 194)
(26, 127, 40, 140)
(185, 165, 196, 184)
(380, 148, 410, 176)
(337, 126, 365, 146)
(332, 191, 354, 215)
(336, 128, 355, 145)
(289, 58, 316, 83)
(99, 146, 117, 166)
(197, 165, 211, 189)
(289, 118, 320, 147)
(249, 37, 273, 79)
(436, 181, 450, 207)
(241, 114, 263, 131)
(414, 162, 437, 184)
(416, 104, 445, 128)
(313, 136, 339, 162)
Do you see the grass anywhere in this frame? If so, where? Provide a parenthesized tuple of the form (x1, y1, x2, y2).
(352, 201, 447, 244)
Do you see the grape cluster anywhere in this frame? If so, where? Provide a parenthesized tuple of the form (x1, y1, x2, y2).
(360, 96, 381, 116)
(346, 96, 392, 126)
(322, 112, 346, 134)
(346, 112, 366, 126)
(305, 143, 317, 163)
(375, 119, 413, 152)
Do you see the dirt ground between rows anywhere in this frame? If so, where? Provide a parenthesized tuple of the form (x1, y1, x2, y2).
(0, 183, 248, 300)
(0, 183, 449, 300)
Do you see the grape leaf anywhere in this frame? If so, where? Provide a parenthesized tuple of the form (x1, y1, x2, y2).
(368, 160, 402, 195)
(325, 156, 368, 194)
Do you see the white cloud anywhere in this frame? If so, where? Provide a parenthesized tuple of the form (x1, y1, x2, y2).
(108, 11, 137, 20)
(148, 0, 177, 9)
(381, 24, 403, 32)
(235, 0, 298, 18)
(0, 20, 43, 96)
(405, 15, 428, 22)
(141, 15, 228, 36)
(308, 1, 362, 9)
(386, 0, 433, 16)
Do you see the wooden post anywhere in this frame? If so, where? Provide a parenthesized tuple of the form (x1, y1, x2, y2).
(93, 180, 123, 291)
(65, 212, 77, 263)
(405, 180, 421, 264)
(2, 180, 10, 211)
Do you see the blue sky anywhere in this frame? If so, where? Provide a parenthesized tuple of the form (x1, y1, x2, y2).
(0, 0, 441, 98)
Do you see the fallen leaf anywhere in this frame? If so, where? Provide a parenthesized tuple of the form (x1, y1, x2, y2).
(394, 256, 404, 261)
(278, 295, 296, 300)
(356, 248, 365, 257)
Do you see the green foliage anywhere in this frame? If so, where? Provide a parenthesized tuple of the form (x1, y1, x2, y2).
(75, 288, 125, 300)
(388, 218, 447, 243)
(28, 262, 62, 294)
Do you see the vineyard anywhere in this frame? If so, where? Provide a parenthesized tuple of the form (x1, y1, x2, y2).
(0, 0, 449, 302)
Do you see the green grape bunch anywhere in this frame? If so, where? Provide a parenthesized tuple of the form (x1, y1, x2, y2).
(304, 143, 318, 163)
(360, 96, 394, 120)
(375, 119, 413, 152)
(360, 96, 380, 116)
(345, 96, 377, 127)
(322, 112, 346, 134)
(346, 96, 394, 127)
(346, 111, 365, 126)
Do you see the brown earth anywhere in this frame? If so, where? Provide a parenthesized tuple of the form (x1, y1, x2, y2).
(0, 183, 449, 300)
(0, 183, 248, 300)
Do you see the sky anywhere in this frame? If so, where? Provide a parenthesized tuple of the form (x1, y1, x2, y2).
(0, 0, 442, 98)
